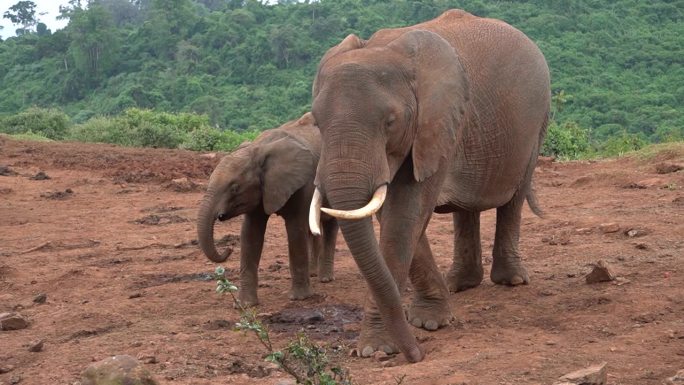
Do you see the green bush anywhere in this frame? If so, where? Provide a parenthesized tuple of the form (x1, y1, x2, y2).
(0, 107, 71, 139)
(541, 120, 590, 159)
(599, 131, 648, 157)
(182, 126, 260, 151)
(68, 116, 134, 146)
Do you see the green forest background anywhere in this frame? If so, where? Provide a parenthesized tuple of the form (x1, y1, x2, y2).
(0, 0, 682, 158)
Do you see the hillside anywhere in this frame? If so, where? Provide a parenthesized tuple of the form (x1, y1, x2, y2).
(0, 0, 682, 143)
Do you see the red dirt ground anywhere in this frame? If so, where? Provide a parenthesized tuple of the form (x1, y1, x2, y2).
(1, 136, 682, 385)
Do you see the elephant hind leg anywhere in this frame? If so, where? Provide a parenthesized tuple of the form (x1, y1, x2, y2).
(445, 209, 484, 292)
(491, 191, 529, 286)
(407, 233, 452, 331)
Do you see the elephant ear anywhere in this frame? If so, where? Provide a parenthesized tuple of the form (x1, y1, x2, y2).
(257, 137, 317, 215)
(389, 30, 469, 182)
(312, 34, 366, 97)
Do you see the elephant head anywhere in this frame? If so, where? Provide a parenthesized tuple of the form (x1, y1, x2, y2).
(198, 128, 317, 263)
(308, 30, 469, 361)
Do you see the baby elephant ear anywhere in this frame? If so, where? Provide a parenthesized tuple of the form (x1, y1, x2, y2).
(258, 137, 316, 215)
(389, 30, 469, 182)
(313, 34, 366, 97)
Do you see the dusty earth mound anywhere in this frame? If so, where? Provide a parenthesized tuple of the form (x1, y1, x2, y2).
(1, 137, 682, 384)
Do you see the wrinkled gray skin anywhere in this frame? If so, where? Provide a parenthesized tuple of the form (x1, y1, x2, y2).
(311, 10, 550, 362)
(197, 113, 339, 307)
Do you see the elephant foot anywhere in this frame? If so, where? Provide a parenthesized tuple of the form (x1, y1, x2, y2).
(490, 256, 529, 286)
(319, 274, 334, 283)
(445, 264, 484, 293)
(318, 266, 334, 283)
(289, 285, 314, 301)
(407, 297, 452, 331)
(236, 291, 259, 308)
(356, 315, 400, 357)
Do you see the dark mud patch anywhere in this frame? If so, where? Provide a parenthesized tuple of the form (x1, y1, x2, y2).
(133, 214, 189, 225)
(40, 189, 73, 200)
(264, 304, 363, 341)
(216, 234, 240, 248)
(129, 272, 216, 290)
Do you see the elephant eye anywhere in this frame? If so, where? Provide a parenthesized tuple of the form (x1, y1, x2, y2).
(229, 183, 239, 194)
(385, 114, 396, 128)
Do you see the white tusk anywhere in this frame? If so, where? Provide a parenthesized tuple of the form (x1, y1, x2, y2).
(320, 185, 387, 220)
(309, 188, 323, 236)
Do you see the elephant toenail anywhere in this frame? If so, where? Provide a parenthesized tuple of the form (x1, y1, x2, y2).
(411, 318, 422, 328)
(425, 320, 438, 331)
(381, 345, 394, 354)
(510, 276, 524, 285)
(361, 346, 374, 357)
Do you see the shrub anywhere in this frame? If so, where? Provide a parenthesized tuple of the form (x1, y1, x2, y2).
(0, 107, 71, 140)
(541, 120, 590, 159)
(599, 131, 648, 157)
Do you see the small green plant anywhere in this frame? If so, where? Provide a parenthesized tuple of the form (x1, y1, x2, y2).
(541, 120, 590, 160)
(213, 266, 353, 385)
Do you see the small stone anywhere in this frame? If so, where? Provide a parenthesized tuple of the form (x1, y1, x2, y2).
(33, 293, 47, 304)
(625, 228, 646, 237)
(0, 365, 14, 374)
(136, 352, 158, 364)
(128, 292, 142, 299)
(599, 223, 620, 233)
(29, 171, 51, 180)
(586, 261, 615, 284)
(545, 340, 557, 346)
(28, 339, 44, 352)
(575, 227, 593, 235)
(0, 165, 18, 176)
(667, 370, 684, 384)
(556, 362, 607, 385)
(634, 242, 649, 250)
(81, 355, 158, 385)
(200, 153, 217, 159)
(372, 350, 392, 362)
(10, 375, 22, 384)
(0, 312, 29, 330)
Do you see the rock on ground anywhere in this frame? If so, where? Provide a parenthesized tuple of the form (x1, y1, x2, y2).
(667, 369, 684, 384)
(81, 355, 158, 385)
(586, 261, 615, 284)
(555, 362, 607, 385)
(0, 312, 29, 331)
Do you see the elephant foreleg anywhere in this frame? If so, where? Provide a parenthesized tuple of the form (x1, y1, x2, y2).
(491, 191, 529, 286)
(316, 219, 339, 282)
(407, 232, 452, 331)
(446, 209, 484, 292)
(284, 214, 313, 301)
(238, 210, 269, 307)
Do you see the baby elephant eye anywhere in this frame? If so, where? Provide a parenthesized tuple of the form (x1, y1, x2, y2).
(229, 183, 239, 194)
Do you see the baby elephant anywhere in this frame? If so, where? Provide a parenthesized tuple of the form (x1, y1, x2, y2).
(197, 112, 338, 306)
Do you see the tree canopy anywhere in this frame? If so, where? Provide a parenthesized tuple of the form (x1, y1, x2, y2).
(0, 0, 682, 146)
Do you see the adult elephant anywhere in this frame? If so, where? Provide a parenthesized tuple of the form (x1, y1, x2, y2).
(308, 10, 550, 362)
(198, 112, 339, 307)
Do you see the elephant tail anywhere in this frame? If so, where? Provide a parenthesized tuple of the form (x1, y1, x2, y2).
(526, 184, 544, 218)
(525, 109, 550, 218)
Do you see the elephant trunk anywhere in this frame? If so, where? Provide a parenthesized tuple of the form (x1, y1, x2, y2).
(197, 191, 232, 263)
(323, 181, 423, 362)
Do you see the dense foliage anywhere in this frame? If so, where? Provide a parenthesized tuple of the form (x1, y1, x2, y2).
(0, 0, 682, 155)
